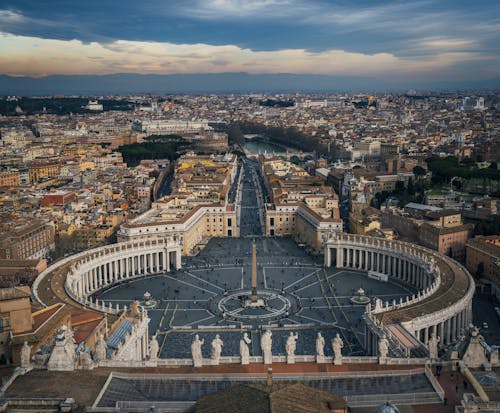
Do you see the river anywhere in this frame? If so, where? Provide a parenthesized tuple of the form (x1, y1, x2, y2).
(242, 137, 286, 155)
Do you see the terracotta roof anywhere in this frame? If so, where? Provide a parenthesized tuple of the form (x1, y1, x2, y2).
(466, 236, 500, 257)
(0, 286, 31, 301)
(70, 309, 105, 344)
(0, 259, 42, 268)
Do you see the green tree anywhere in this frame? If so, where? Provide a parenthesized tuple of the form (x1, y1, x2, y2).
(407, 178, 415, 196)
(395, 181, 405, 194)
(413, 165, 426, 177)
(228, 124, 245, 146)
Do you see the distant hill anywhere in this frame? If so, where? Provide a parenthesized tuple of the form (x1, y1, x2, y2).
(0, 73, 499, 95)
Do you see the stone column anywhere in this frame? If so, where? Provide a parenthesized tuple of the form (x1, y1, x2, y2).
(452, 316, 457, 342)
(337, 247, 343, 269)
(446, 319, 452, 344)
(176, 249, 182, 270)
(438, 322, 443, 344)
(324, 246, 331, 267)
(95, 265, 100, 287)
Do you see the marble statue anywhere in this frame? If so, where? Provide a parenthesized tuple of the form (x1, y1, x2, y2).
(20, 341, 31, 368)
(96, 333, 107, 361)
(211, 334, 224, 365)
(47, 328, 75, 371)
(240, 333, 252, 365)
(378, 334, 389, 362)
(261, 330, 273, 364)
(79, 350, 94, 369)
(428, 335, 439, 360)
(149, 334, 159, 361)
(130, 300, 140, 317)
(285, 332, 298, 364)
(191, 334, 204, 368)
(332, 333, 344, 365)
(316, 332, 325, 362)
(64, 325, 76, 362)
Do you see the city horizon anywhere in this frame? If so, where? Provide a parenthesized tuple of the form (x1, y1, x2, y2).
(1, 1, 500, 88)
(0, 1, 499, 412)
(1, 72, 500, 95)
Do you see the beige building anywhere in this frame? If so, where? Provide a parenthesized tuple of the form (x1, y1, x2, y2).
(118, 152, 239, 255)
(119, 198, 238, 254)
(262, 159, 342, 253)
(466, 236, 500, 298)
(418, 213, 473, 262)
(28, 162, 61, 184)
(0, 219, 55, 260)
(0, 286, 32, 362)
(0, 170, 21, 188)
(0, 258, 47, 287)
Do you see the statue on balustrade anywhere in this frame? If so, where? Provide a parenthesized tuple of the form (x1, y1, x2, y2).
(261, 330, 273, 364)
(332, 333, 344, 365)
(428, 334, 439, 360)
(378, 334, 389, 362)
(149, 334, 159, 361)
(20, 341, 31, 369)
(130, 300, 140, 317)
(96, 334, 107, 361)
(240, 333, 252, 365)
(211, 334, 224, 365)
(191, 334, 204, 368)
(64, 325, 76, 363)
(285, 332, 298, 364)
(79, 350, 94, 369)
(316, 332, 325, 363)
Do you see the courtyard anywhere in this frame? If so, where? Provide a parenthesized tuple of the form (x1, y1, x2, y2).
(99, 237, 416, 359)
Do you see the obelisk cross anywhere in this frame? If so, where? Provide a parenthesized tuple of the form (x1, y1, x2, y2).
(251, 238, 258, 302)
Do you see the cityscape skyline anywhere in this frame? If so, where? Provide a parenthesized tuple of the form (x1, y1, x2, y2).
(1, 0, 499, 89)
(0, 1, 499, 411)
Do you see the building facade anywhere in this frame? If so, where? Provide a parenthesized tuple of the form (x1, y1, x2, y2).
(0, 220, 55, 260)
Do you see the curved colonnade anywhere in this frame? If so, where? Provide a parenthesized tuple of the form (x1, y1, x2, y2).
(33, 238, 181, 314)
(324, 233, 475, 355)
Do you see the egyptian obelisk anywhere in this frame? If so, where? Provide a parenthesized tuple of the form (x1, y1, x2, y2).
(251, 239, 258, 302)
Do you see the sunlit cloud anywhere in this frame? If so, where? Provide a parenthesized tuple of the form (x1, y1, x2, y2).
(0, 32, 497, 81)
(178, 0, 299, 19)
(420, 38, 477, 50)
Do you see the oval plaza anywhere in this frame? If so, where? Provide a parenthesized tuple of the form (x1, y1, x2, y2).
(22, 159, 494, 412)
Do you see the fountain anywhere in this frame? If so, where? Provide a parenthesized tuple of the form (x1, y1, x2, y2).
(140, 291, 158, 309)
(350, 287, 371, 304)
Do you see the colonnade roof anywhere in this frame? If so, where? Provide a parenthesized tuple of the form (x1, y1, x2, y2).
(375, 256, 470, 324)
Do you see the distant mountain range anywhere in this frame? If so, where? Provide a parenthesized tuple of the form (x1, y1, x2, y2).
(0, 73, 499, 95)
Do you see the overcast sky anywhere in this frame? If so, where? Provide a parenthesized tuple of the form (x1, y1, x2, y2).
(1, 0, 499, 83)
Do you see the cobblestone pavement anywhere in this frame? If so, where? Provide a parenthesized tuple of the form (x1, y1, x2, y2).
(99, 237, 416, 358)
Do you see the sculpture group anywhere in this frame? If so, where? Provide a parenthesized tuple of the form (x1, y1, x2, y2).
(189, 330, 347, 366)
